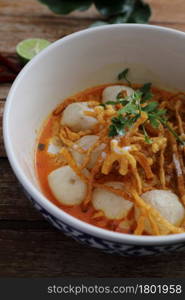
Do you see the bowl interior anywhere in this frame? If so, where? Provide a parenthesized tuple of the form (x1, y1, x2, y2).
(4, 25, 185, 237)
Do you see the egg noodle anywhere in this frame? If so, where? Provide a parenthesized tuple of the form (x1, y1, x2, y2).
(36, 82, 185, 236)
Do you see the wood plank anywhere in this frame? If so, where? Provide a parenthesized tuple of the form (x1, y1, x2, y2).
(0, 0, 52, 17)
(0, 15, 185, 54)
(0, 227, 185, 277)
(0, 15, 93, 53)
(0, 158, 43, 221)
(148, 0, 185, 23)
(0, 53, 22, 99)
(0, 85, 11, 99)
(0, 101, 6, 157)
(150, 22, 185, 32)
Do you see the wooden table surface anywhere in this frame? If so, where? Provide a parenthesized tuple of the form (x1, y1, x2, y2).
(1, 0, 185, 278)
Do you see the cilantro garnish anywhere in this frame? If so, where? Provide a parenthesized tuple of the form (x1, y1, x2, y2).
(117, 68, 131, 85)
(105, 80, 184, 145)
(139, 82, 153, 102)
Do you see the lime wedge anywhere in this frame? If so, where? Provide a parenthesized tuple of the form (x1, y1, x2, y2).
(16, 38, 51, 64)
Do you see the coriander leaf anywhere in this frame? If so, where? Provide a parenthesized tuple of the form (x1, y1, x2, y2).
(148, 115, 160, 128)
(143, 101, 158, 113)
(109, 114, 137, 137)
(142, 124, 153, 144)
(139, 82, 152, 93)
(155, 109, 167, 116)
(105, 101, 118, 105)
(118, 103, 138, 115)
(147, 108, 167, 129)
(139, 82, 153, 102)
(109, 124, 119, 137)
(160, 119, 185, 146)
(142, 92, 153, 102)
(112, 114, 125, 125)
(118, 68, 131, 85)
(118, 68, 129, 80)
(109, 115, 127, 136)
(132, 90, 143, 105)
(108, 74, 184, 146)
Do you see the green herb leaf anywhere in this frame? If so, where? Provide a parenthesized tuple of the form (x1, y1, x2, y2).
(105, 101, 118, 105)
(160, 119, 185, 146)
(109, 115, 127, 136)
(139, 82, 153, 102)
(118, 102, 138, 115)
(142, 124, 153, 144)
(118, 68, 131, 85)
(109, 124, 118, 137)
(147, 108, 166, 129)
(143, 101, 158, 113)
(148, 115, 160, 128)
(107, 74, 184, 146)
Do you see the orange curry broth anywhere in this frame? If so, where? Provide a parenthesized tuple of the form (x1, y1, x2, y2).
(35, 83, 176, 233)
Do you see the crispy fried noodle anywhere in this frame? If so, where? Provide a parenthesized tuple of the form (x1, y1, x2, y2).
(36, 70, 185, 236)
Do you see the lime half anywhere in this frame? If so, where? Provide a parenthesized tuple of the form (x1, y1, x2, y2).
(16, 38, 51, 64)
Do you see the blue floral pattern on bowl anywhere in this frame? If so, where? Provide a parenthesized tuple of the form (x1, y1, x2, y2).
(23, 187, 185, 256)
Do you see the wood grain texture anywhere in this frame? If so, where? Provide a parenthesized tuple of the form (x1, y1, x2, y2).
(0, 85, 10, 99)
(147, 0, 185, 23)
(1, 0, 185, 277)
(0, 101, 6, 157)
(0, 15, 92, 53)
(0, 228, 185, 278)
(0, 158, 43, 221)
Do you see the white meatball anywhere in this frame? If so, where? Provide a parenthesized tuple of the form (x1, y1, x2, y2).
(71, 135, 106, 169)
(48, 166, 87, 206)
(61, 102, 98, 132)
(102, 85, 134, 104)
(47, 143, 61, 155)
(137, 190, 185, 235)
(92, 182, 133, 220)
(47, 137, 63, 155)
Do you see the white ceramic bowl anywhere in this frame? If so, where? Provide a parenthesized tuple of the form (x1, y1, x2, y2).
(3, 24, 185, 256)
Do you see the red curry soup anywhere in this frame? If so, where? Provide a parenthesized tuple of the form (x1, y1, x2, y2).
(36, 69, 185, 235)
